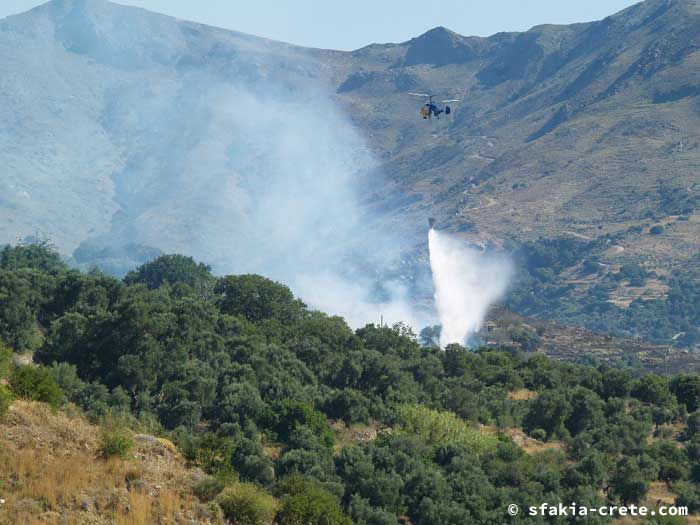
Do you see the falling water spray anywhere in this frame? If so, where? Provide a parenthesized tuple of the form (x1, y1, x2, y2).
(428, 221, 512, 347)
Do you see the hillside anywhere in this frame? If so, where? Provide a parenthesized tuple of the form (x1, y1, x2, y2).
(482, 307, 700, 374)
(1, 0, 700, 345)
(335, 1, 700, 243)
(2, 244, 700, 524)
(330, 0, 700, 346)
(0, 401, 212, 524)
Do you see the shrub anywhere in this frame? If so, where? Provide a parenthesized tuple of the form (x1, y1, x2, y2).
(269, 400, 334, 450)
(686, 411, 700, 441)
(215, 274, 304, 324)
(394, 404, 499, 458)
(649, 225, 664, 235)
(9, 365, 64, 407)
(530, 428, 547, 441)
(184, 432, 236, 475)
(277, 476, 351, 525)
(193, 476, 226, 502)
(0, 384, 13, 419)
(675, 482, 700, 513)
(124, 254, 215, 297)
(0, 243, 66, 273)
(609, 457, 649, 504)
(0, 343, 11, 379)
(99, 428, 134, 459)
(216, 483, 279, 525)
(323, 389, 370, 425)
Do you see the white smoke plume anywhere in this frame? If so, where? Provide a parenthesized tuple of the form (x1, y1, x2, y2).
(1, 2, 510, 335)
(154, 83, 429, 330)
(428, 228, 512, 347)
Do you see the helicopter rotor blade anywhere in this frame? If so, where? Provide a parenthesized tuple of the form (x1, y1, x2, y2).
(408, 92, 432, 97)
(442, 99, 462, 103)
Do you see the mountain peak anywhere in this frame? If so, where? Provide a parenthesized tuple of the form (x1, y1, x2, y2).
(31, 0, 111, 17)
(4, 0, 187, 69)
(418, 26, 460, 39)
(50, 0, 109, 7)
(409, 26, 466, 48)
(403, 25, 483, 66)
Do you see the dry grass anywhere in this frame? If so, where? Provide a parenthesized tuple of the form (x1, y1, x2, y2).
(330, 419, 382, 453)
(505, 428, 565, 455)
(645, 481, 677, 507)
(608, 278, 671, 308)
(480, 425, 565, 455)
(0, 401, 210, 524)
(507, 388, 539, 401)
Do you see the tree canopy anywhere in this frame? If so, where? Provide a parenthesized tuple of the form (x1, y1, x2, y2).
(1, 243, 699, 523)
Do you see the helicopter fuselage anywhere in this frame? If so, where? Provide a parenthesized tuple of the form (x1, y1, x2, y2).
(422, 102, 447, 119)
(411, 93, 455, 120)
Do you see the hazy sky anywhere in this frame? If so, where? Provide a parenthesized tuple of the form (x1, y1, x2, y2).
(1, 0, 640, 50)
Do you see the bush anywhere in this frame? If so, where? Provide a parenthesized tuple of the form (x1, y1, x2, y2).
(124, 254, 214, 296)
(9, 365, 64, 407)
(674, 482, 700, 513)
(394, 404, 499, 457)
(216, 483, 279, 525)
(215, 274, 304, 324)
(649, 225, 664, 235)
(277, 476, 352, 525)
(183, 432, 236, 475)
(0, 343, 12, 379)
(99, 428, 134, 459)
(323, 389, 370, 425)
(530, 428, 547, 441)
(269, 400, 334, 450)
(609, 457, 649, 504)
(0, 270, 38, 350)
(686, 411, 700, 441)
(0, 384, 13, 419)
(0, 243, 66, 273)
(193, 476, 226, 502)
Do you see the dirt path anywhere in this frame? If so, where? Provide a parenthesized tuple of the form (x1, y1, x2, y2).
(562, 230, 593, 241)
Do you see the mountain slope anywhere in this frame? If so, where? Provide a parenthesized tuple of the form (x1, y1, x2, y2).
(0, 400, 211, 524)
(6, 0, 700, 256)
(334, 0, 700, 249)
(0, 0, 340, 256)
(2, 0, 700, 344)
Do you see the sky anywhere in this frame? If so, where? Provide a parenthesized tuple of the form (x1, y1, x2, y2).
(0, 0, 640, 50)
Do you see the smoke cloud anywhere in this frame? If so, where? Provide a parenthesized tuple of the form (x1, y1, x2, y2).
(3, 2, 514, 336)
(151, 82, 427, 330)
(428, 228, 512, 347)
(94, 80, 508, 334)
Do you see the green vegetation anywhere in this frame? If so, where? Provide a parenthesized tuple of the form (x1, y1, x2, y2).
(0, 384, 12, 420)
(216, 483, 279, 525)
(124, 253, 215, 298)
(8, 365, 63, 408)
(0, 342, 11, 379)
(2, 242, 700, 523)
(277, 476, 351, 525)
(192, 476, 227, 502)
(394, 404, 499, 457)
(98, 427, 135, 459)
(0, 343, 13, 419)
(657, 180, 700, 217)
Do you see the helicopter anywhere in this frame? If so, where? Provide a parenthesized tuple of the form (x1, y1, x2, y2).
(409, 93, 461, 119)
